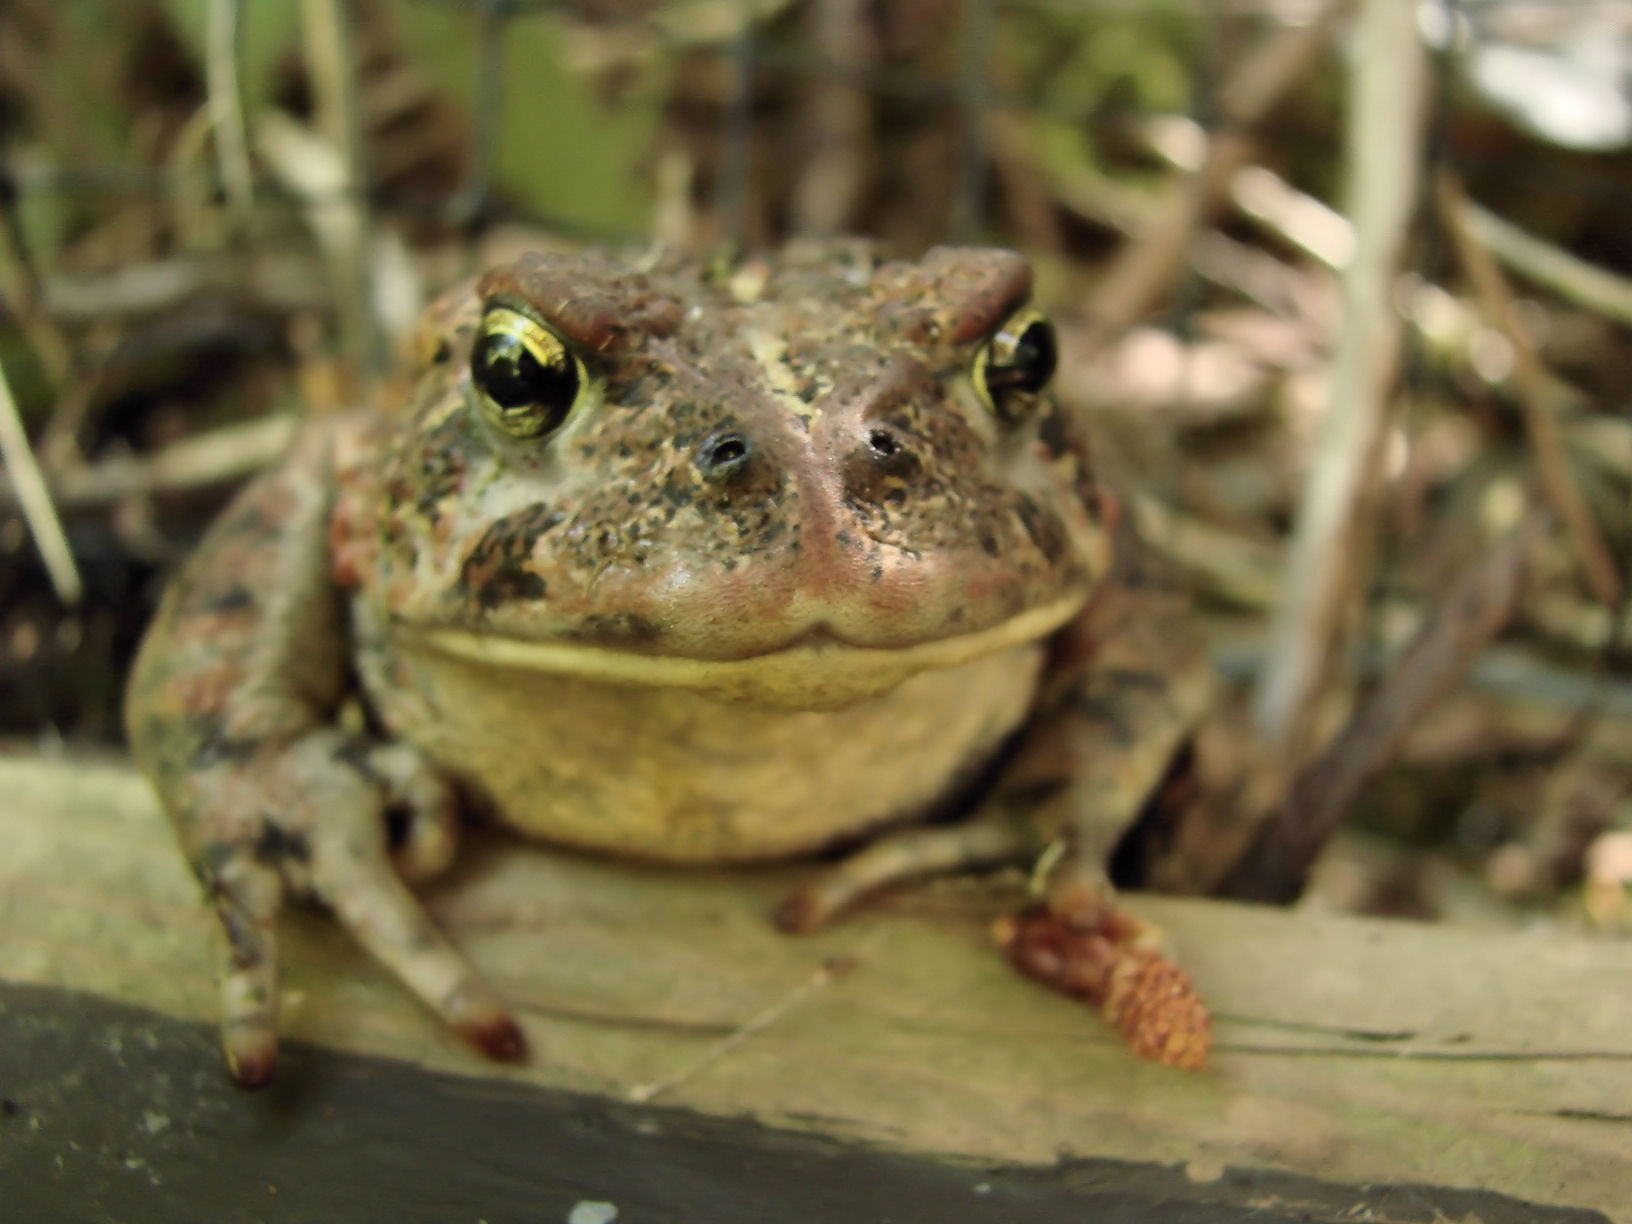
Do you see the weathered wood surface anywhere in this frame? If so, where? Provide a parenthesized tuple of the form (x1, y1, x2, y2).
(2, 751, 1629, 1218)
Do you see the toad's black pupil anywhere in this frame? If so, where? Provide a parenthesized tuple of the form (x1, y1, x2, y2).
(1005, 323, 1057, 390)
(474, 331, 577, 413)
(984, 320, 1057, 399)
(1015, 321, 1057, 388)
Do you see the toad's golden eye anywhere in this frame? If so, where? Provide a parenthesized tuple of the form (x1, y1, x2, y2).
(973, 309, 1057, 420)
(470, 306, 587, 440)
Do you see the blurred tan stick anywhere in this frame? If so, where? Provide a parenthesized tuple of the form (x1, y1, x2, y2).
(790, 0, 872, 236)
(0, 196, 71, 388)
(206, 0, 255, 221)
(0, 357, 81, 605)
(295, 0, 375, 377)
(1253, 0, 1427, 759)
(1222, 512, 1544, 903)
(1437, 172, 1621, 609)
(1080, 0, 1346, 347)
(0, 416, 295, 514)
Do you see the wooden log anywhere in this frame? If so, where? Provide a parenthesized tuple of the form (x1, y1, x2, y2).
(1, 753, 1627, 1219)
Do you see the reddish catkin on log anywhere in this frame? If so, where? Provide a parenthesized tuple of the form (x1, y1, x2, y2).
(994, 902, 1212, 1071)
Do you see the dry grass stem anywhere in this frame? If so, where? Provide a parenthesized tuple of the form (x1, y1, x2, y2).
(1524, 591, 1632, 654)
(1437, 172, 1621, 610)
(1080, 0, 1345, 345)
(0, 209, 71, 388)
(1467, 644, 1632, 720)
(1253, 0, 1427, 759)
(1463, 197, 1632, 331)
(206, 0, 256, 222)
(0, 416, 296, 514)
(1228, 165, 1352, 270)
(0, 357, 81, 604)
(43, 256, 331, 321)
(297, 0, 376, 376)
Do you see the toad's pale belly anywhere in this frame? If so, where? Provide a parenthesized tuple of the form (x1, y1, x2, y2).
(359, 631, 1046, 863)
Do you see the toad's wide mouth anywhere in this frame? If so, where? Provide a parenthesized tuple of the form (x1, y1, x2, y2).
(397, 589, 1088, 708)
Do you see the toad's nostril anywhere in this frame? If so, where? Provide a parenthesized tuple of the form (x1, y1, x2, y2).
(867, 428, 899, 458)
(697, 430, 753, 481)
(863, 427, 916, 475)
(843, 424, 920, 503)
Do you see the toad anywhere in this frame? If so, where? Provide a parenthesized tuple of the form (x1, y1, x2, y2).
(126, 243, 1215, 1086)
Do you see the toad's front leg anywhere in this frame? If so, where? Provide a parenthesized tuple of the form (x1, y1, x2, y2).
(778, 582, 1216, 1067)
(125, 422, 521, 1086)
(780, 582, 1215, 929)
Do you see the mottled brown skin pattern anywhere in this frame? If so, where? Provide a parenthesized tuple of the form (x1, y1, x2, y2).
(127, 244, 1214, 1086)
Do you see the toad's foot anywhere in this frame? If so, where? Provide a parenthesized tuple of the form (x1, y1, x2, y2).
(189, 730, 523, 1086)
(774, 806, 1049, 933)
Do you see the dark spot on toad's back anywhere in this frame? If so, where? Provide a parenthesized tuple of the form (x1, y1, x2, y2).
(1013, 495, 1066, 564)
(196, 841, 238, 884)
(1065, 692, 1138, 746)
(178, 581, 255, 619)
(253, 818, 311, 866)
(1100, 668, 1167, 692)
(211, 497, 276, 542)
(188, 723, 260, 769)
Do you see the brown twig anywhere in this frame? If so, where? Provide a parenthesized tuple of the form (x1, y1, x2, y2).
(1079, 0, 1346, 348)
(1221, 512, 1546, 903)
(1129, 493, 1282, 611)
(1436, 171, 1622, 609)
